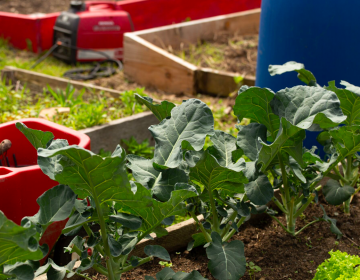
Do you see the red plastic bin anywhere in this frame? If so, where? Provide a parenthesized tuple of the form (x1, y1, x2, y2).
(0, 118, 90, 262)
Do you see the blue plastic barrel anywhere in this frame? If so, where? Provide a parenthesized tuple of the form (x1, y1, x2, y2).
(255, 0, 360, 156)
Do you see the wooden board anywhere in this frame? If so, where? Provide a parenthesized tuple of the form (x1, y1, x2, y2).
(124, 9, 260, 96)
(1, 66, 124, 98)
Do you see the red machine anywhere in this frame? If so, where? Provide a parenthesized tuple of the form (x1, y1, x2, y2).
(0, 119, 90, 262)
(53, 1, 134, 63)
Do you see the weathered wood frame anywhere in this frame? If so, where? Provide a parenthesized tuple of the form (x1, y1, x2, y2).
(124, 8, 260, 96)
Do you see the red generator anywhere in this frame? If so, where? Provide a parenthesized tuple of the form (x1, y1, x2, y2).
(52, 1, 134, 63)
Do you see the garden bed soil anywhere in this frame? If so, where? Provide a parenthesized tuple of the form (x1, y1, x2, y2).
(86, 194, 360, 280)
(170, 32, 258, 76)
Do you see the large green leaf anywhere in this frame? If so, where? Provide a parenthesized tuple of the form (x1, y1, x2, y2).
(326, 81, 360, 126)
(328, 125, 360, 158)
(244, 174, 273, 205)
(114, 183, 198, 233)
(0, 211, 43, 267)
(150, 99, 214, 169)
(323, 179, 355, 205)
(234, 87, 280, 139)
(258, 85, 346, 171)
(34, 259, 76, 280)
(209, 130, 237, 167)
(271, 85, 346, 131)
(268, 61, 317, 86)
(144, 245, 170, 261)
(109, 213, 142, 230)
(37, 144, 130, 202)
(206, 232, 246, 280)
(258, 118, 306, 171)
(190, 151, 248, 194)
(126, 155, 189, 201)
(145, 267, 207, 280)
(236, 123, 267, 161)
(16, 122, 54, 149)
(135, 94, 176, 121)
(36, 184, 76, 226)
(2, 261, 38, 280)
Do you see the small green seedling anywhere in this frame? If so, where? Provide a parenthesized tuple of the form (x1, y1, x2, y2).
(246, 262, 262, 280)
(159, 261, 173, 268)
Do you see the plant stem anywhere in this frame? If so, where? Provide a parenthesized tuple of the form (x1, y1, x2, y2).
(74, 272, 92, 280)
(271, 197, 288, 214)
(294, 193, 316, 219)
(220, 210, 238, 239)
(294, 220, 322, 236)
(267, 214, 292, 235)
(92, 194, 116, 280)
(190, 212, 211, 243)
(119, 256, 153, 274)
(83, 223, 106, 256)
(208, 189, 220, 233)
(332, 167, 346, 182)
(343, 156, 353, 214)
(222, 216, 247, 242)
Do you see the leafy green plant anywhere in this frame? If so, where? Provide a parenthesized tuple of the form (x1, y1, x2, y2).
(13, 122, 206, 280)
(45, 84, 84, 108)
(313, 250, 360, 280)
(246, 262, 261, 280)
(122, 136, 154, 159)
(269, 61, 360, 214)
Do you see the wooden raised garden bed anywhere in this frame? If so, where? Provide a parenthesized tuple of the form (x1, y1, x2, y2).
(1, 66, 158, 153)
(123, 8, 260, 96)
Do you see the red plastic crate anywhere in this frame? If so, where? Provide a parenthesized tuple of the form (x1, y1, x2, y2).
(0, 118, 90, 262)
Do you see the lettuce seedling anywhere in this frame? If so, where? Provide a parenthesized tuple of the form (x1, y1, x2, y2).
(14, 122, 204, 280)
(270, 61, 360, 214)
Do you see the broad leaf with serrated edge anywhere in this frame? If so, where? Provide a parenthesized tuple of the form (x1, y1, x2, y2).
(237, 123, 267, 161)
(258, 85, 346, 171)
(16, 122, 54, 149)
(190, 151, 248, 194)
(135, 94, 175, 121)
(206, 232, 246, 280)
(37, 144, 130, 202)
(144, 245, 170, 261)
(150, 99, 214, 169)
(0, 211, 43, 267)
(234, 87, 279, 139)
(323, 179, 355, 205)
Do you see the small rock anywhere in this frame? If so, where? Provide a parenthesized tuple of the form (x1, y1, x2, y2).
(39, 107, 70, 120)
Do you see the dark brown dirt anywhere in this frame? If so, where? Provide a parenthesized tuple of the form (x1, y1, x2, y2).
(87, 194, 360, 280)
(0, 0, 117, 14)
(169, 32, 258, 76)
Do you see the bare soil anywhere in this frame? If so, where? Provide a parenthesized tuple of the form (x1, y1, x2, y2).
(170, 32, 258, 76)
(87, 194, 360, 280)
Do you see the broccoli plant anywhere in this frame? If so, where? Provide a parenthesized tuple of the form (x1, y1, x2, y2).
(270, 61, 360, 214)
(13, 122, 206, 280)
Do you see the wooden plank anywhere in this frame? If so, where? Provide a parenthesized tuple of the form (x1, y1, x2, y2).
(195, 68, 255, 96)
(135, 9, 260, 49)
(123, 33, 196, 95)
(123, 9, 259, 96)
(2, 66, 124, 98)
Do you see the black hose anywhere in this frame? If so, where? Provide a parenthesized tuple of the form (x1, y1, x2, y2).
(30, 42, 123, 80)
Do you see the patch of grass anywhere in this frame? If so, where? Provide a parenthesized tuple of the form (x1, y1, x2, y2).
(0, 79, 148, 130)
(0, 38, 74, 77)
